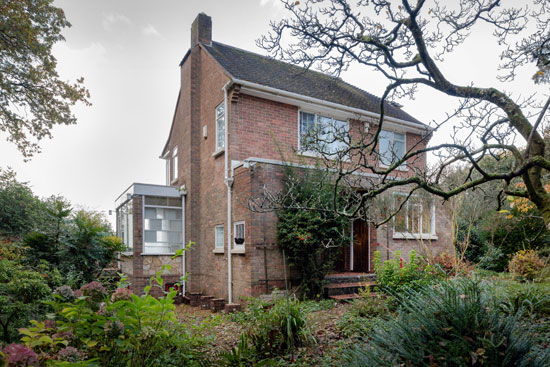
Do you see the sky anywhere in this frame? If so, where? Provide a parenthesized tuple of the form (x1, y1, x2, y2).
(0, 0, 547, 226)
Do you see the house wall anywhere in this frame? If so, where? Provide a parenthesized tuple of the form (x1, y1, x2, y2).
(155, 14, 448, 303)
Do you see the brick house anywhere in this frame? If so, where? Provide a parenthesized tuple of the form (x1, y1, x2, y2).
(115, 13, 452, 303)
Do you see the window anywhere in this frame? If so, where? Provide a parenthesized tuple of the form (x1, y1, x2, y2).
(144, 206, 183, 254)
(233, 221, 245, 249)
(165, 157, 170, 185)
(379, 130, 405, 166)
(172, 146, 178, 181)
(116, 200, 133, 252)
(215, 225, 224, 250)
(393, 193, 436, 238)
(299, 111, 349, 155)
(215, 103, 225, 151)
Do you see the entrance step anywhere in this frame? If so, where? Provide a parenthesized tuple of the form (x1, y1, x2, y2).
(324, 273, 377, 298)
(324, 281, 375, 297)
(329, 293, 361, 301)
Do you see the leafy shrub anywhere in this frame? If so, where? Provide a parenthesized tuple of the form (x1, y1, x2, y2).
(230, 296, 314, 361)
(509, 250, 545, 281)
(277, 168, 350, 299)
(1, 344, 39, 366)
(373, 250, 443, 294)
(477, 244, 506, 271)
(498, 281, 550, 317)
(337, 290, 391, 339)
(0, 260, 52, 343)
(346, 278, 549, 366)
(19, 262, 210, 367)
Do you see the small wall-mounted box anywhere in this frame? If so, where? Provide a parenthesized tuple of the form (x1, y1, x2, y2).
(203, 125, 207, 139)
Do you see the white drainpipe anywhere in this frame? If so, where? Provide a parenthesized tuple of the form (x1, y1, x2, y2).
(223, 80, 234, 304)
(180, 187, 186, 295)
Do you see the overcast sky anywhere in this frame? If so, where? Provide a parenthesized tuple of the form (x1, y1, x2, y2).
(0, 0, 547, 226)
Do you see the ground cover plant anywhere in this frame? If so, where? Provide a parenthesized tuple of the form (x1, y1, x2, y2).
(346, 278, 550, 367)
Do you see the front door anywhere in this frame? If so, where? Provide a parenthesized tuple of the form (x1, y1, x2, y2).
(333, 219, 374, 273)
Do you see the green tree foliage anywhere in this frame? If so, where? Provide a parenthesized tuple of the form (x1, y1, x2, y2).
(0, 0, 90, 158)
(277, 168, 350, 299)
(0, 259, 55, 343)
(0, 168, 45, 238)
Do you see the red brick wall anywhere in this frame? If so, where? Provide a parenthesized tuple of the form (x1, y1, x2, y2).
(160, 41, 436, 302)
(230, 93, 428, 175)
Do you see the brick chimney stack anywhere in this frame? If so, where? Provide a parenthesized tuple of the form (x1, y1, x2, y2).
(191, 13, 212, 46)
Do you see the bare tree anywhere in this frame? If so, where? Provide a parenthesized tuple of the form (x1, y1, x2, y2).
(255, 0, 550, 225)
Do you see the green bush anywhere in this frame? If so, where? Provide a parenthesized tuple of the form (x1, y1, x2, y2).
(373, 250, 443, 294)
(228, 296, 314, 362)
(0, 260, 52, 343)
(18, 263, 210, 366)
(337, 291, 392, 339)
(498, 281, 550, 317)
(346, 278, 549, 366)
(277, 168, 350, 299)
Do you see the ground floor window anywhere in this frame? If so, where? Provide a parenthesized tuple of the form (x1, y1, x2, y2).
(393, 193, 436, 238)
(234, 221, 245, 249)
(215, 225, 224, 250)
(144, 205, 183, 254)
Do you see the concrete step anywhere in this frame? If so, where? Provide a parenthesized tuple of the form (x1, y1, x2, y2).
(324, 273, 376, 284)
(324, 281, 376, 297)
(329, 293, 361, 301)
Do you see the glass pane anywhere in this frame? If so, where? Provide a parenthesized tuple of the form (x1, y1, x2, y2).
(409, 204, 421, 234)
(144, 230, 157, 242)
(421, 199, 433, 234)
(394, 132, 405, 142)
(145, 219, 162, 231)
(379, 131, 393, 165)
(215, 226, 224, 248)
(145, 207, 157, 219)
(217, 116, 225, 149)
(393, 139, 405, 161)
(299, 112, 315, 149)
(394, 195, 407, 232)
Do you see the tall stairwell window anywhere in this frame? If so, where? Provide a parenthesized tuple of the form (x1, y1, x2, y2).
(172, 146, 178, 182)
(215, 102, 225, 151)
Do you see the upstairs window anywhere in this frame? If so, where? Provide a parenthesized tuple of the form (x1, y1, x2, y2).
(216, 103, 225, 151)
(299, 112, 349, 155)
(379, 130, 405, 166)
(172, 146, 178, 181)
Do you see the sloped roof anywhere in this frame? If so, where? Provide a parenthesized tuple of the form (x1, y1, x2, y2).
(202, 41, 424, 126)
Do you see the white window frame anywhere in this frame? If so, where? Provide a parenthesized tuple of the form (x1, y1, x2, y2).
(171, 146, 178, 182)
(214, 224, 224, 253)
(215, 102, 225, 152)
(233, 221, 245, 250)
(378, 129, 408, 171)
(165, 157, 170, 185)
(297, 110, 350, 158)
(392, 193, 437, 240)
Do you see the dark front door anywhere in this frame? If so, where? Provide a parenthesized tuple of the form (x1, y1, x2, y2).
(333, 219, 373, 273)
(352, 219, 370, 272)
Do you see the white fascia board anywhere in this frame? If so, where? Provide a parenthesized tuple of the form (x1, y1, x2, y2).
(115, 183, 182, 209)
(234, 79, 430, 135)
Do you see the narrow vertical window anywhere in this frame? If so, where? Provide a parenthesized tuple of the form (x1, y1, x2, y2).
(215, 103, 225, 151)
(172, 146, 178, 181)
(215, 225, 224, 251)
(233, 221, 245, 249)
